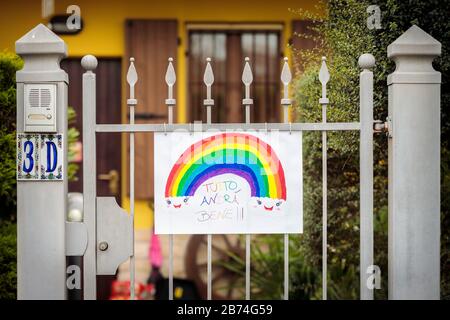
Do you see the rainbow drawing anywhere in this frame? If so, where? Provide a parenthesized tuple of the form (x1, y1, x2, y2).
(165, 133, 286, 200)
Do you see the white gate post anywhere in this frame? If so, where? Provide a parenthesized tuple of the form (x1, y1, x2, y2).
(387, 25, 441, 299)
(15, 24, 68, 299)
(81, 55, 98, 300)
(359, 53, 375, 300)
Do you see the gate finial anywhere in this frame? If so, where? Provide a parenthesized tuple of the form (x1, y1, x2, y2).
(165, 57, 176, 106)
(358, 53, 375, 71)
(242, 57, 253, 106)
(81, 55, 98, 73)
(127, 57, 138, 105)
(319, 56, 330, 105)
(281, 57, 292, 106)
(203, 57, 214, 107)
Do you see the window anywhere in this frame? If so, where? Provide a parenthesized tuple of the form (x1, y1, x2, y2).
(188, 29, 281, 123)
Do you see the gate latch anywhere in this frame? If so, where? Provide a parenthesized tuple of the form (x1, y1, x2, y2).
(96, 197, 133, 275)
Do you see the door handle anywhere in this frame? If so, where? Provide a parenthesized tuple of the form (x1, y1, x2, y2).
(98, 169, 119, 195)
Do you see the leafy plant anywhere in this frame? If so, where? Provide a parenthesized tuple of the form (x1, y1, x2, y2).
(217, 235, 321, 300)
(0, 221, 16, 299)
(291, 0, 384, 299)
(67, 106, 80, 181)
(0, 51, 22, 221)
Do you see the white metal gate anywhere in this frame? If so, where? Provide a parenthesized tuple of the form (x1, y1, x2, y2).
(80, 51, 375, 300)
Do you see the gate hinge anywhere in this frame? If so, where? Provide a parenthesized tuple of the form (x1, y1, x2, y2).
(373, 117, 393, 138)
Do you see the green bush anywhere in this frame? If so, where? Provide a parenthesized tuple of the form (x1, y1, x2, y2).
(0, 52, 22, 299)
(291, 0, 388, 299)
(217, 235, 321, 300)
(0, 51, 22, 221)
(67, 106, 80, 181)
(292, 0, 449, 299)
(0, 132, 17, 221)
(0, 222, 16, 299)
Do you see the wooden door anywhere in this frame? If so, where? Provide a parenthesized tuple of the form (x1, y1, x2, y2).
(125, 19, 178, 200)
(61, 58, 122, 300)
(61, 58, 121, 203)
(62, 58, 122, 202)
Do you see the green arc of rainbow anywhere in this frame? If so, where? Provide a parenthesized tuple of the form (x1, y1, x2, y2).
(165, 133, 286, 200)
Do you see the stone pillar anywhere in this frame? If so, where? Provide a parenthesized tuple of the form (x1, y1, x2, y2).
(16, 24, 68, 299)
(388, 25, 441, 300)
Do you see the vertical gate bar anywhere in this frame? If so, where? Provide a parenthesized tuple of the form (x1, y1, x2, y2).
(129, 104, 136, 300)
(206, 106, 212, 300)
(245, 110, 251, 302)
(169, 235, 174, 300)
(204, 57, 214, 300)
(207, 234, 212, 300)
(318, 57, 330, 301)
(245, 89, 251, 300)
(165, 57, 177, 301)
(206, 105, 212, 124)
(321, 109, 327, 301)
(82, 55, 98, 300)
(245, 234, 251, 300)
(126, 57, 138, 300)
(283, 106, 288, 125)
(242, 57, 253, 301)
(245, 105, 250, 124)
(282, 112, 289, 300)
(206, 107, 212, 300)
(358, 54, 375, 300)
(281, 57, 292, 301)
(168, 105, 174, 125)
(283, 235, 289, 300)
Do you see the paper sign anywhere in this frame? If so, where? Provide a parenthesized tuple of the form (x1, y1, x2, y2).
(154, 131, 303, 234)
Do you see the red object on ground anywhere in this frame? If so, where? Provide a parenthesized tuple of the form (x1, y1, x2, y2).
(110, 281, 154, 300)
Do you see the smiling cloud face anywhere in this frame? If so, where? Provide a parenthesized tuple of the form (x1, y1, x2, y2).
(165, 196, 190, 209)
(248, 197, 285, 212)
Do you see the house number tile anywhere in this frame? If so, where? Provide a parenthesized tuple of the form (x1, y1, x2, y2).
(17, 133, 64, 181)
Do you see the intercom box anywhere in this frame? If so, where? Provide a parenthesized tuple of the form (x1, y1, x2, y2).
(24, 83, 57, 132)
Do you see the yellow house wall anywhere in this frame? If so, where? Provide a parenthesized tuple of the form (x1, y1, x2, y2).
(1, 0, 321, 229)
